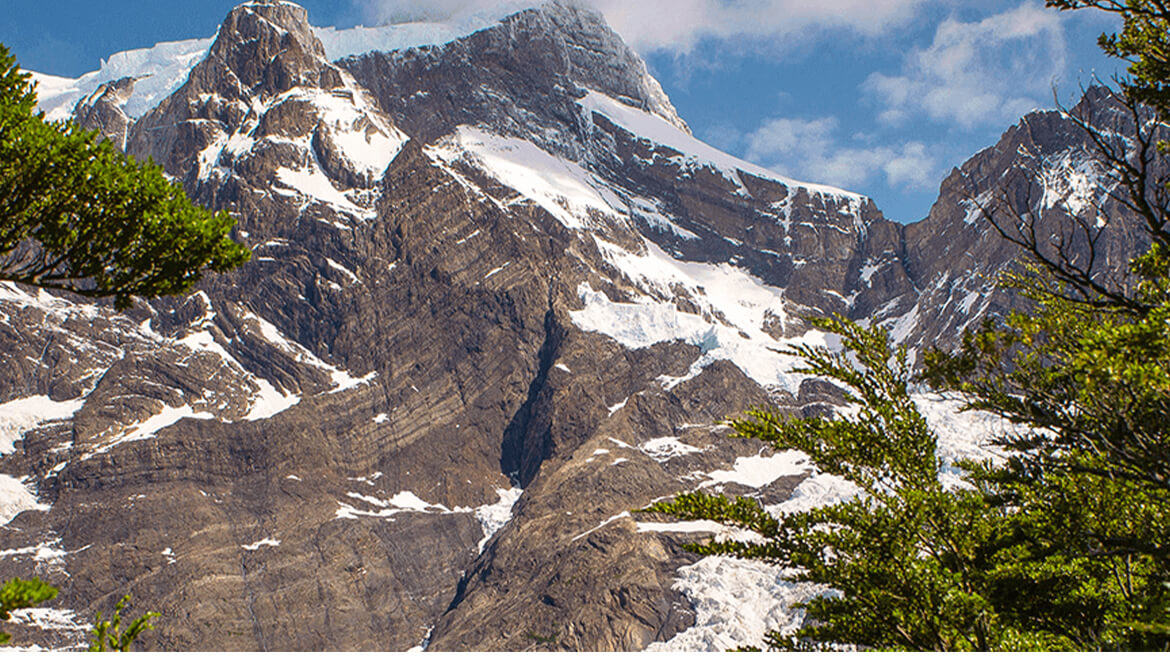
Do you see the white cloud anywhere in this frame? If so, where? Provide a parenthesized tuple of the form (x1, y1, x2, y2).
(354, 0, 934, 54)
(862, 1, 1067, 129)
(579, 0, 932, 53)
(744, 117, 938, 190)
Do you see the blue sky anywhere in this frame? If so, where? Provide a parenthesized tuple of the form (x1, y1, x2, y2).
(0, 0, 1123, 223)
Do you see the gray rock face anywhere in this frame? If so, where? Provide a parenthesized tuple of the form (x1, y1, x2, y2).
(897, 87, 1148, 354)
(73, 77, 135, 149)
(0, 1, 1144, 651)
(342, 1, 686, 147)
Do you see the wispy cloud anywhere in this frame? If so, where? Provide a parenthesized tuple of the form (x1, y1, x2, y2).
(744, 117, 938, 190)
(862, 1, 1067, 129)
(352, 0, 933, 53)
(575, 0, 932, 53)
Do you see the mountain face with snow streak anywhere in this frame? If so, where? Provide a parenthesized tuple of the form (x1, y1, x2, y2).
(0, 0, 1141, 650)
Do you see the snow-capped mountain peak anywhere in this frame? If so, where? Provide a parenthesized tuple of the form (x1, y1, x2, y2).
(0, 0, 1136, 652)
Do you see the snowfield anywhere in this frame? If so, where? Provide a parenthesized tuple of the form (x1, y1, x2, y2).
(579, 90, 862, 202)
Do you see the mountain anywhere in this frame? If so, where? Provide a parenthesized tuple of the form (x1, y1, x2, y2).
(0, 1, 1138, 650)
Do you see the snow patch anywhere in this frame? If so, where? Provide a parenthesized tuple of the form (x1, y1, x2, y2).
(274, 166, 373, 219)
(884, 300, 921, 345)
(244, 311, 375, 393)
(640, 437, 703, 463)
(241, 537, 280, 551)
(86, 404, 214, 459)
(914, 393, 1012, 489)
(388, 491, 437, 511)
(960, 190, 994, 226)
(473, 487, 523, 553)
(766, 472, 862, 517)
(571, 511, 631, 542)
(569, 237, 847, 393)
(0, 476, 48, 525)
(957, 290, 981, 315)
(314, 3, 531, 59)
(172, 305, 303, 422)
(30, 37, 213, 121)
(636, 520, 726, 534)
(313, 84, 408, 177)
(331, 370, 377, 392)
(406, 625, 435, 653)
(0, 397, 84, 455)
(335, 490, 467, 520)
(177, 330, 239, 366)
(426, 126, 618, 230)
(0, 283, 101, 321)
(326, 258, 360, 285)
(0, 541, 69, 564)
(702, 451, 811, 489)
(627, 194, 699, 240)
(1040, 149, 1110, 219)
(649, 394, 1017, 650)
(243, 378, 301, 421)
(8, 607, 88, 633)
(646, 558, 822, 652)
(859, 255, 895, 287)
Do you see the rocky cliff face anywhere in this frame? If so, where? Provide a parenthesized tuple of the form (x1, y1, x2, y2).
(896, 86, 1148, 356)
(0, 0, 1142, 651)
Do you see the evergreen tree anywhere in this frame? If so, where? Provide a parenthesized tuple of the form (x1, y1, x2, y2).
(646, 317, 1147, 650)
(0, 44, 249, 310)
(0, 44, 225, 649)
(87, 595, 159, 652)
(0, 579, 57, 645)
(648, 0, 1170, 650)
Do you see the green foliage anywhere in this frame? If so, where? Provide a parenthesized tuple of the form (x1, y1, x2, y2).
(0, 580, 158, 650)
(729, 316, 937, 493)
(647, 2, 1170, 651)
(925, 5, 1170, 645)
(925, 259, 1170, 495)
(88, 595, 159, 652)
(648, 315, 1164, 651)
(919, 274, 1170, 649)
(647, 318, 1123, 651)
(919, 197, 1170, 650)
(0, 43, 249, 310)
(0, 578, 57, 645)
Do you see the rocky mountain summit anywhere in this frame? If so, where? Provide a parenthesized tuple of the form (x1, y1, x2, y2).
(0, 0, 1138, 650)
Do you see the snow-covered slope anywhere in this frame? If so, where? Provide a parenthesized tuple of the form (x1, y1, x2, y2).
(30, 38, 212, 121)
(579, 90, 860, 202)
